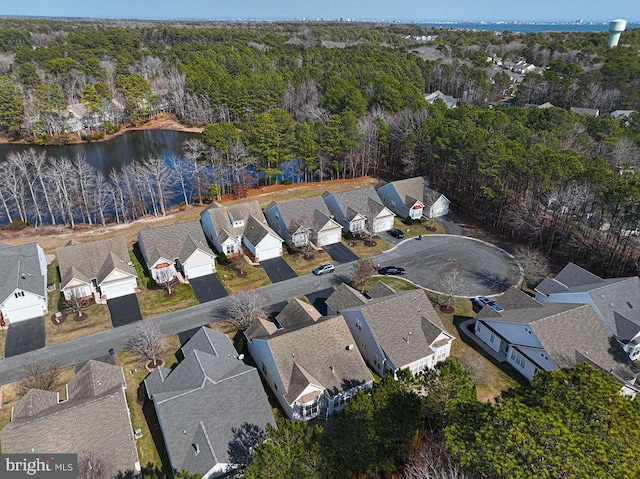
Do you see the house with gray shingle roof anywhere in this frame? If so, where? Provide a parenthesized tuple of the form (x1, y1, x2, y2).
(341, 289, 454, 376)
(0, 242, 48, 323)
(534, 263, 640, 360)
(138, 220, 216, 284)
(424, 90, 458, 108)
(325, 283, 368, 316)
(322, 187, 395, 235)
(264, 196, 343, 248)
(376, 177, 450, 220)
(201, 201, 283, 262)
(474, 287, 638, 389)
(56, 236, 138, 304)
(570, 106, 600, 117)
(0, 360, 141, 477)
(145, 327, 275, 478)
(247, 305, 373, 421)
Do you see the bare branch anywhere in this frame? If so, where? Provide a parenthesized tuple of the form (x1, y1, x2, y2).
(18, 361, 60, 396)
(351, 258, 377, 293)
(220, 289, 269, 330)
(127, 321, 168, 366)
(513, 245, 549, 289)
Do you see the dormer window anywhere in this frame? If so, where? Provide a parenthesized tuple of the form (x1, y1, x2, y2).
(233, 219, 244, 228)
(14, 291, 25, 298)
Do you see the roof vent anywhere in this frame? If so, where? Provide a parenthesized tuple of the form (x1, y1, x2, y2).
(346, 344, 354, 350)
(610, 303, 615, 307)
(330, 366, 335, 373)
(238, 354, 245, 360)
(193, 443, 200, 455)
(21, 274, 26, 280)
(292, 353, 295, 357)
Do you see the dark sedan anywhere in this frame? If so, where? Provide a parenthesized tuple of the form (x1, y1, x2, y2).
(388, 228, 405, 239)
(378, 266, 406, 275)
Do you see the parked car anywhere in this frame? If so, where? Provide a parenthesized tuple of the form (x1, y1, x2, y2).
(472, 296, 504, 313)
(388, 228, 405, 239)
(378, 266, 406, 275)
(313, 263, 335, 275)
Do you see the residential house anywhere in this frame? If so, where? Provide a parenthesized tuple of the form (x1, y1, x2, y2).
(0, 360, 141, 477)
(611, 110, 636, 121)
(376, 176, 450, 220)
(201, 201, 283, 262)
(474, 286, 639, 390)
(0, 242, 48, 323)
(56, 236, 138, 304)
(341, 289, 454, 376)
(570, 106, 600, 117)
(322, 187, 395, 235)
(138, 220, 216, 284)
(535, 262, 640, 360)
(366, 281, 397, 299)
(424, 90, 458, 108)
(325, 283, 368, 316)
(264, 196, 342, 248)
(247, 300, 373, 421)
(145, 327, 275, 478)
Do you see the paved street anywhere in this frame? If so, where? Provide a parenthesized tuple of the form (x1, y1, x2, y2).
(0, 235, 521, 385)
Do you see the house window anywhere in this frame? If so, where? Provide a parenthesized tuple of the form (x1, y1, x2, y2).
(511, 350, 526, 369)
(225, 244, 236, 255)
(489, 333, 495, 344)
(361, 341, 367, 351)
(233, 220, 244, 228)
(390, 200, 396, 207)
(355, 319, 362, 331)
(436, 346, 447, 361)
(274, 382, 278, 391)
(14, 291, 25, 298)
(476, 323, 482, 333)
(261, 362, 267, 376)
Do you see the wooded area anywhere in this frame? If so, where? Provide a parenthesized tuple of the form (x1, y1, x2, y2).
(0, 19, 639, 278)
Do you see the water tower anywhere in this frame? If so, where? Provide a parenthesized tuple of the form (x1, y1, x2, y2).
(608, 19, 627, 47)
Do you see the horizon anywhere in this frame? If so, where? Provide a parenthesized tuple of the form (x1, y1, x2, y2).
(1, 1, 638, 24)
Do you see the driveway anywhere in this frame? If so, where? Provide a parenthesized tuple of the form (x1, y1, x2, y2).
(190, 274, 228, 303)
(375, 235, 521, 297)
(323, 243, 359, 264)
(4, 317, 45, 357)
(261, 257, 297, 283)
(107, 294, 143, 328)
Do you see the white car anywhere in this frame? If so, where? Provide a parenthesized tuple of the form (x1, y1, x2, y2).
(313, 263, 335, 275)
(473, 296, 504, 313)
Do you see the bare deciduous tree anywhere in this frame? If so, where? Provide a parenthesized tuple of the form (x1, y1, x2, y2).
(403, 434, 470, 479)
(17, 361, 60, 396)
(351, 258, 378, 293)
(438, 263, 467, 311)
(77, 451, 109, 479)
(127, 321, 168, 367)
(221, 289, 269, 330)
(64, 288, 91, 318)
(155, 266, 176, 295)
(513, 245, 549, 289)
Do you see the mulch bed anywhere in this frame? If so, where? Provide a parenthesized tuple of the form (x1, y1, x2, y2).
(145, 358, 166, 371)
(73, 313, 89, 322)
(439, 305, 455, 314)
(163, 290, 177, 297)
(364, 241, 377, 247)
(50, 313, 68, 325)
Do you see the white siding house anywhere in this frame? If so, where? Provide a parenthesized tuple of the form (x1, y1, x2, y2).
(376, 177, 449, 220)
(322, 187, 395, 234)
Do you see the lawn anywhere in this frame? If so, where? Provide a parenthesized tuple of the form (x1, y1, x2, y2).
(216, 260, 270, 294)
(0, 366, 76, 431)
(346, 235, 392, 258)
(129, 241, 199, 318)
(116, 334, 182, 473)
(431, 296, 524, 402)
(282, 249, 333, 276)
(393, 216, 445, 237)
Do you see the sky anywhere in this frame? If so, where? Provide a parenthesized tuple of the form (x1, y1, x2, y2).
(1, 0, 638, 23)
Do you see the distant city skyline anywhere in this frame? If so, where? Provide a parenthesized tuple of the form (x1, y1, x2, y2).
(1, 0, 639, 23)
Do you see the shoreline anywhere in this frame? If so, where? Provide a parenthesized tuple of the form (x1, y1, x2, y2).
(0, 113, 204, 145)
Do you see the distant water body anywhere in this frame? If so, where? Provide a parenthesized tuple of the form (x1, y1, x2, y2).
(418, 22, 640, 33)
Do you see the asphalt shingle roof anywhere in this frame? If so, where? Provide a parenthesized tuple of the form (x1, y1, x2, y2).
(56, 236, 136, 288)
(275, 298, 321, 329)
(0, 361, 139, 477)
(326, 283, 368, 313)
(202, 200, 277, 245)
(144, 327, 274, 476)
(265, 196, 336, 241)
(0, 242, 46, 304)
(326, 187, 386, 221)
(343, 290, 452, 369)
(262, 315, 373, 402)
(138, 220, 213, 266)
(367, 281, 397, 299)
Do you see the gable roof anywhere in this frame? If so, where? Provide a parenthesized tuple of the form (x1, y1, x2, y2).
(57, 236, 136, 288)
(367, 281, 397, 299)
(324, 187, 388, 221)
(481, 303, 638, 383)
(266, 196, 338, 238)
(0, 242, 46, 304)
(202, 201, 267, 241)
(243, 215, 281, 246)
(1, 361, 139, 477)
(138, 220, 213, 266)
(425, 90, 458, 108)
(260, 315, 373, 402)
(477, 287, 543, 319)
(344, 290, 452, 369)
(144, 327, 274, 476)
(275, 298, 321, 329)
(377, 177, 447, 209)
(244, 317, 279, 340)
(326, 283, 368, 312)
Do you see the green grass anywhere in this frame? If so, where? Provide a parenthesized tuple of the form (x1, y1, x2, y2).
(393, 216, 445, 237)
(346, 235, 392, 258)
(363, 276, 420, 293)
(282, 249, 334, 275)
(216, 260, 271, 294)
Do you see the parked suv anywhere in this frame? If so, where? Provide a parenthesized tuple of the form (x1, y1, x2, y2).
(472, 296, 504, 313)
(378, 266, 406, 275)
(313, 263, 335, 275)
(388, 228, 405, 239)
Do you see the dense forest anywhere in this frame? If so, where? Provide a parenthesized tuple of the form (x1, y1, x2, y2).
(0, 19, 639, 278)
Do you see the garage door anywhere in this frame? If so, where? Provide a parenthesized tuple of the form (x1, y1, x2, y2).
(186, 263, 214, 279)
(102, 281, 136, 300)
(7, 304, 44, 323)
(374, 217, 394, 233)
(257, 246, 282, 261)
(318, 229, 342, 246)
